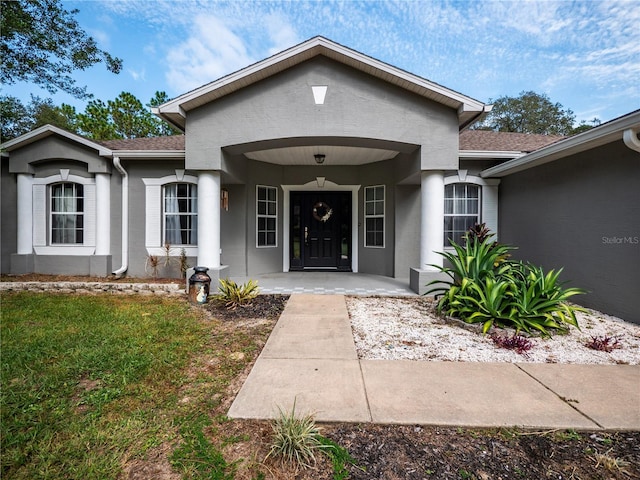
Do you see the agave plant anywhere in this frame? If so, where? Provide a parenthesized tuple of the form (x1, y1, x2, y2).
(216, 278, 259, 310)
(427, 225, 586, 336)
(427, 232, 515, 299)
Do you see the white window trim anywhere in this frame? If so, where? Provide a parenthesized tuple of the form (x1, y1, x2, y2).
(281, 181, 360, 273)
(256, 185, 278, 248)
(364, 185, 385, 248)
(443, 174, 500, 250)
(143, 173, 198, 257)
(32, 173, 96, 255)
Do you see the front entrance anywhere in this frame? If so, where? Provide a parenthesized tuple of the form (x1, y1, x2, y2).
(290, 191, 352, 270)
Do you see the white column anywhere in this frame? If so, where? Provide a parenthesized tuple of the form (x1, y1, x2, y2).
(420, 170, 444, 269)
(17, 174, 33, 255)
(95, 173, 111, 255)
(197, 171, 221, 268)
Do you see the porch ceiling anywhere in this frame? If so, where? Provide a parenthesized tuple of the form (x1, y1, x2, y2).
(244, 144, 399, 165)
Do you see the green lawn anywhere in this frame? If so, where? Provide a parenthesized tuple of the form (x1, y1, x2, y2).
(1, 292, 269, 479)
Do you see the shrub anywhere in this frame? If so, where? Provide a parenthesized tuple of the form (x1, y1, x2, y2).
(586, 336, 622, 352)
(428, 225, 586, 336)
(266, 400, 325, 469)
(215, 278, 259, 310)
(490, 332, 535, 355)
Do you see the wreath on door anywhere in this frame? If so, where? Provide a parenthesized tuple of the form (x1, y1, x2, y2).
(312, 201, 333, 222)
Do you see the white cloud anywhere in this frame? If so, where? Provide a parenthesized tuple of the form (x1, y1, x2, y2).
(128, 68, 146, 82)
(265, 13, 299, 56)
(93, 0, 639, 121)
(165, 16, 255, 92)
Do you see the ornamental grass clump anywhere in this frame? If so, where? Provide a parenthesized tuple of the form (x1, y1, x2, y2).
(427, 224, 586, 337)
(215, 278, 259, 310)
(266, 400, 325, 469)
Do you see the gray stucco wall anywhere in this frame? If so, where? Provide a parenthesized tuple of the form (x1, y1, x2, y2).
(9, 136, 111, 174)
(220, 184, 247, 277)
(186, 56, 459, 172)
(124, 160, 197, 278)
(1, 159, 17, 274)
(394, 185, 421, 279)
(498, 140, 640, 324)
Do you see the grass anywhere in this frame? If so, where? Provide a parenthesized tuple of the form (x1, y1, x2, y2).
(0, 292, 268, 480)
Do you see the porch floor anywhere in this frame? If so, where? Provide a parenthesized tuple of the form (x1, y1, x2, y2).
(227, 272, 417, 296)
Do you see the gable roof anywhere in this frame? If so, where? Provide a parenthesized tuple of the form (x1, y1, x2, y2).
(481, 109, 640, 177)
(0, 124, 112, 156)
(153, 36, 489, 131)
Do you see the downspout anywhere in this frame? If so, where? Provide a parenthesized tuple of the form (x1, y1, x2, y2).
(112, 156, 129, 277)
(623, 128, 640, 153)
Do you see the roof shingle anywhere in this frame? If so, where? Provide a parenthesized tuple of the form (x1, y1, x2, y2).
(99, 135, 185, 150)
(97, 131, 562, 154)
(460, 130, 565, 153)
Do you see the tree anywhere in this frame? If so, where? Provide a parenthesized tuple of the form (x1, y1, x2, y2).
(0, 0, 122, 99)
(76, 92, 180, 140)
(571, 117, 602, 135)
(76, 99, 118, 140)
(477, 91, 576, 135)
(31, 98, 77, 132)
(0, 95, 76, 140)
(1, 92, 181, 141)
(148, 91, 182, 136)
(0, 95, 32, 141)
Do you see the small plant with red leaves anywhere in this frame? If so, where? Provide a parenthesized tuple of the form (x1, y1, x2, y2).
(586, 336, 622, 353)
(490, 332, 535, 356)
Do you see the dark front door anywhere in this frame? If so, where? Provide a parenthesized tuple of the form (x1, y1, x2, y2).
(290, 191, 351, 271)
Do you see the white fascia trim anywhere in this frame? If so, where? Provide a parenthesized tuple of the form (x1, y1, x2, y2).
(157, 36, 486, 118)
(481, 110, 640, 178)
(444, 174, 500, 187)
(110, 150, 186, 159)
(281, 181, 361, 273)
(0, 124, 113, 156)
(459, 150, 525, 160)
(142, 174, 198, 186)
(623, 128, 640, 152)
(34, 246, 96, 256)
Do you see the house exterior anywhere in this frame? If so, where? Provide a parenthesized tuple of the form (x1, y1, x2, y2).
(1, 37, 638, 323)
(485, 112, 640, 324)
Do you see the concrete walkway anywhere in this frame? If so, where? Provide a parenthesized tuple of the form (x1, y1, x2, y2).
(228, 294, 640, 430)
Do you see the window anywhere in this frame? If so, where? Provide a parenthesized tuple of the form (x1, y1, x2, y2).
(164, 183, 197, 245)
(444, 183, 480, 246)
(51, 183, 84, 244)
(365, 185, 385, 247)
(257, 185, 277, 247)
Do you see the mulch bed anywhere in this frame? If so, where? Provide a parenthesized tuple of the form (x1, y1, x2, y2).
(207, 294, 290, 320)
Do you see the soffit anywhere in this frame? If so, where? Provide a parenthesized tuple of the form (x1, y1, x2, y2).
(244, 145, 399, 166)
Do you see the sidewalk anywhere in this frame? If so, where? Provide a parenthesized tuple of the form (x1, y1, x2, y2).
(228, 294, 640, 430)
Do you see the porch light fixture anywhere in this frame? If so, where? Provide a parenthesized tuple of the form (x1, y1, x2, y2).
(221, 188, 229, 211)
(314, 153, 325, 164)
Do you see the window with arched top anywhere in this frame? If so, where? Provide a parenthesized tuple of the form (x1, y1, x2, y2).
(143, 173, 199, 257)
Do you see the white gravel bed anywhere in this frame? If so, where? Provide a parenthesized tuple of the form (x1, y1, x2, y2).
(346, 296, 640, 364)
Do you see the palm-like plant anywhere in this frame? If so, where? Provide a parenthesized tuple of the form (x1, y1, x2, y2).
(216, 278, 259, 310)
(427, 225, 586, 336)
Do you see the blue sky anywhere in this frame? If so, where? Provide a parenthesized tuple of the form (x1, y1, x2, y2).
(5, 0, 640, 125)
